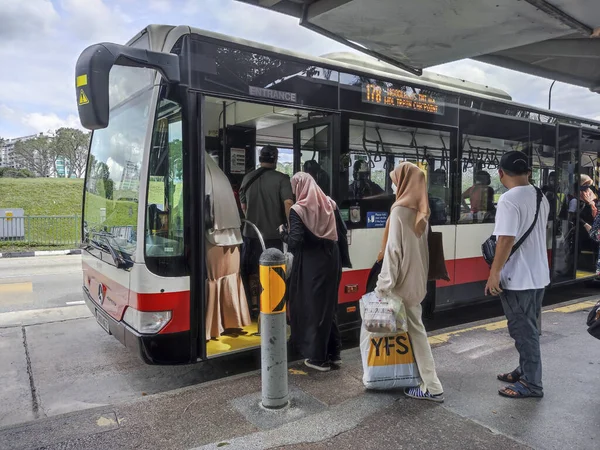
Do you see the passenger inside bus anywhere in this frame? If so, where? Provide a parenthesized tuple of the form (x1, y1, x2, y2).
(461, 170, 496, 221)
(348, 159, 385, 199)
(569, 174, 598, 253)
(204, 155, 251, 340)
(541, 171, 557, 219)
(304, 159, 330, 194)
(239, 145, 294, 317)
(428, 168, 449, 225)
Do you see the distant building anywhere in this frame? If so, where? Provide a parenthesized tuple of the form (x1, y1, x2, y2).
(120, 160, 140, 191)
(55, 157, 67, 178)
(0, 134, 76, 178)
(0, 134, 38, 170)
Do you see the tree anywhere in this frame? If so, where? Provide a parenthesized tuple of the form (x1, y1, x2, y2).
(13, 135, 53, 177)
(53, 127, 90, 178)
(95, 162, 113, 200)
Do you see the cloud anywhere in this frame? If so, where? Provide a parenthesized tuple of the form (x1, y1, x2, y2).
(149, 0, 172, 13)
(60, 0, 132, 43)
(0, 0, 59, 42)
(0, 104, 82, 136)
(1, 0, 600, 140)
(21, 112, 83, 134)
(432, 58, 598, 116)
(185, 0, 351, 56)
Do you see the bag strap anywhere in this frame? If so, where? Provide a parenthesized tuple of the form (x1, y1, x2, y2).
(509, 187, 543, 258)
(239, 167, 270, 197)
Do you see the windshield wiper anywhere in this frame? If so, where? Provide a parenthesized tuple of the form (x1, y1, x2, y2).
(87, 231, 133, 269)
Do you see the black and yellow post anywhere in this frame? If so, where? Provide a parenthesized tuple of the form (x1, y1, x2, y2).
(259, 248, 289, 409)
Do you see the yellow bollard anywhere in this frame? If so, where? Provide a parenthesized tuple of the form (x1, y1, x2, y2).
(259, 248, 288, 409)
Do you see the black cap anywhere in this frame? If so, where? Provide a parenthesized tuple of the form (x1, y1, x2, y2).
(259, 145, 278, 163)
(500, 151, 530, 175)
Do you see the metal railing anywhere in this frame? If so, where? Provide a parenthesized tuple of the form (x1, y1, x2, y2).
(0, 215, 81, 246)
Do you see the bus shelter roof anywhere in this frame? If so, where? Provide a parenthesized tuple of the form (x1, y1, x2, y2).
(235, 0, 600, 92)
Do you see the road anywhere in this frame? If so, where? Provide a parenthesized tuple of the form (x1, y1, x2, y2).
(0, 255, 258, 428)
(0, 255, 597, 429)
(0, 256, 82, 313)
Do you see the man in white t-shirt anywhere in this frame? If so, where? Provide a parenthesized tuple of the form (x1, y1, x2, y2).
(485, 151, 549, 399)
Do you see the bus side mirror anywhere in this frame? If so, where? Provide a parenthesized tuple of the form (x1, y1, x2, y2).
(75, 42, 181, 130)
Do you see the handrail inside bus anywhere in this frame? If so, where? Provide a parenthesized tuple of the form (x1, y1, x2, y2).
(241, 219, 266, 252)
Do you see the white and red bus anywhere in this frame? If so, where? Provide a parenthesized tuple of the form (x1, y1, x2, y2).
(75, 24, 600, 364)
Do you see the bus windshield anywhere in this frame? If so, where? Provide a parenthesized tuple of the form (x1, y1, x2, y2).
(83, 66, 155, 262)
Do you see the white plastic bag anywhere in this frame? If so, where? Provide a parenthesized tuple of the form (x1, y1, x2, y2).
(360, 292, 407, 335)
(360, 327, 421, 390)
(282, 242, 293, 279)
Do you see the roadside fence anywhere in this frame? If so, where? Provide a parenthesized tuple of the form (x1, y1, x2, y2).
(0, 215, 81, 247)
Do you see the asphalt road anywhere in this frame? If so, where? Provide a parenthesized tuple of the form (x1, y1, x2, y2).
(0, 255, 598, 429)
(0, 256, 82, 313)
(0, 255, 259, 428)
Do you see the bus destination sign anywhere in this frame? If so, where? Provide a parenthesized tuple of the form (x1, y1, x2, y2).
(362, 83, 444, 115)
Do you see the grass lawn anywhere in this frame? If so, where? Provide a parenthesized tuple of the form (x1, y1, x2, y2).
(0, 178, 173, 252)
(0, 178, 85, 252)
(0, 178, 84, 216)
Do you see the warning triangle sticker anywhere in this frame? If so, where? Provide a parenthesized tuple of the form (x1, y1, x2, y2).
(79, 89, 89, 105)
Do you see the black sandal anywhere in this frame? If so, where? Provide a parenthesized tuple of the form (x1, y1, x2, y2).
(498, 381, 543, 399)
(497, 369, 521, 383)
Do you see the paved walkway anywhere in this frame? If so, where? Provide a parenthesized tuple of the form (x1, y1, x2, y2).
(1, 298, 598, 450)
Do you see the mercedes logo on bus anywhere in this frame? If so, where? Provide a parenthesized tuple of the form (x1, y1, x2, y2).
(98, 284, 105, 305)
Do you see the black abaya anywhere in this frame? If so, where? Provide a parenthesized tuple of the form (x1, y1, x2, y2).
(281, 209, 344, 363)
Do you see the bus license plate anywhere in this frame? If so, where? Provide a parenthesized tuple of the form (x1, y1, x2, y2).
(96, 310, 110, 334)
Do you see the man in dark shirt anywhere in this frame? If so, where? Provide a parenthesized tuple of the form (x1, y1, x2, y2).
(239, 145, 293, 315)
(348, 160, 384, 199)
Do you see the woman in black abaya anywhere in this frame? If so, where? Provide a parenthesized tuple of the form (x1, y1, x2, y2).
(279, 172, 350, 372)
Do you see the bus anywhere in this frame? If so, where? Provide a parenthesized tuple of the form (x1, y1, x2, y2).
(75, 24, 600, 365)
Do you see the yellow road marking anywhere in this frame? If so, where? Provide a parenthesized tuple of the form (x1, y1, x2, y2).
(427, 299, 597, 346)
(546, 300, 596, 314)
(428, 319, 508, 345)
(0, 282, 33, 294)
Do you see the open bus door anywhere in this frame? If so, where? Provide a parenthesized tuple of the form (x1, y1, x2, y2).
(575, 130, 600, 280)
(551, 125, 580, 284)
(293, 115, 341, 199)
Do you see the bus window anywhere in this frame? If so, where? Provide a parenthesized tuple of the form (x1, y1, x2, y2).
(83, 69, 153, 262)
(145, 98, 184, 259)
(347, 154, 386, 199)
(255, 147, 293, 176)
(298, 125, 331, 195)
(459, 113, 529, 224)
(344, 119, 452, 225)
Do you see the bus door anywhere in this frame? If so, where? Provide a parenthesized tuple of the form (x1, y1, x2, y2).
(574, 130, 600, 280)
(551, 125, 580, 284)
(293, 115, 340, 198)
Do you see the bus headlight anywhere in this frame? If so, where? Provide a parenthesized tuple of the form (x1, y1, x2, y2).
(123, 308, 172, 334)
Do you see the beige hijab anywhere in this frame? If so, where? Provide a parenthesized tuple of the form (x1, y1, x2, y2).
(205, 155, 242, 246)
(378, 162, 430, 259)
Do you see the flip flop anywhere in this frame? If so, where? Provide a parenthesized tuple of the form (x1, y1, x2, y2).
(498, 381, 543, 399)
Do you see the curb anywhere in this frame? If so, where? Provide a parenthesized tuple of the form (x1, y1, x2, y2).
(0, 249, 81, 259)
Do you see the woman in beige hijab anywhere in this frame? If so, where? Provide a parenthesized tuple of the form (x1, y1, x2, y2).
(204, 155, 250, 340)
(375, 162, 444, 402)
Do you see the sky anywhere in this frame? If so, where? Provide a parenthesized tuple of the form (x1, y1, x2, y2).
(1, 0, 600, 139)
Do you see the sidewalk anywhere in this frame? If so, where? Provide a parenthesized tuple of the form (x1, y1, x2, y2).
(1, 298, 598, 450)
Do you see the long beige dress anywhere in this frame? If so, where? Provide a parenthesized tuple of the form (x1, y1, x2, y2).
(204, 155, 250, 340)
(205, 242, 250, 340)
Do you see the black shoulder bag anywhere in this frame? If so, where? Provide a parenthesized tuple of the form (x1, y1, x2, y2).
(587, 301, 600, 340)
(482, 187, 543, 268)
